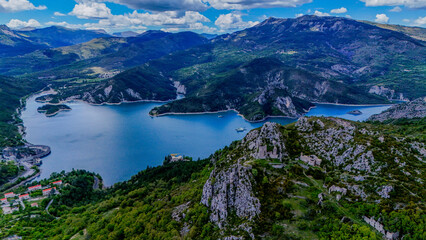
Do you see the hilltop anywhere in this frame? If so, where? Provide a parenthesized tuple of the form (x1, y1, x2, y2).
(0, 117, 424, 239)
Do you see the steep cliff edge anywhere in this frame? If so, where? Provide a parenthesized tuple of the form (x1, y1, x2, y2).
(200, 118, 425, 239)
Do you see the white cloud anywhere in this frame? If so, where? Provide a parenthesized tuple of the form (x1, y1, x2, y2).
(313, 10, 330, 17)
(360, 0, 426, 9)
(0, 0, 46, 12)
(295, 13, 304, 17)
(79, 0, 313, 11)
(54, 11, 66, 16)
(414, 16, 426, 26)
(109, 0, 208, 11)
(7, 18, 41, 28)
(45, 21, 84, 29)
(402, 18, 410, 23)
(330, 7, 347, 14)
(70, 2, 112, 19)
(215, 12, 259, 31)
(389, 6, 402, 12)
(49, 8, 215, 33)
(208, 0, 312, 10)
(375, 13, 389, 23)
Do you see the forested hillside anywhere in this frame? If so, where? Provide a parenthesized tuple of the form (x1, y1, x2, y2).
(1, 116, 424, 239)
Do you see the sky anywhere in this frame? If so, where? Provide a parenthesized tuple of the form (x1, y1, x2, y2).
(0, 0, 425, 34)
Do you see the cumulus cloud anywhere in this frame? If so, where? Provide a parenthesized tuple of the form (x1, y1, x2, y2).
(7, 18, 41, 28)
(0, 0, 46, 12)
(45, 21, 84, 29)
(49, 9, 214, 33)
(389, 6, 402, 12)
(313, 10, 330, 17)
(331, 7, 347, 14)
(111, 0, 208, 12)
(360, 0, 426, 9)
(208, 0, 312, 10)
(414, 16, 426, 26)
(215, 12, 259, 31)
(54, 11, 66, 16)
(375, 13, 389, 23)
(80, 0, 313, 11)
(70, 2, 112, 19)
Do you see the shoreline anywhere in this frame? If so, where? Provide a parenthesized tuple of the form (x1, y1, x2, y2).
(312, 102, 393, 107)
(150, 106, 315, 123)
(30, 90, 394, 123)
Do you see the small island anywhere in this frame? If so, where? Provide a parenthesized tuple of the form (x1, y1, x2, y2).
(37, 104, 71, 117)
(347, 110, 362, 115)
(35, 94, 61, 104)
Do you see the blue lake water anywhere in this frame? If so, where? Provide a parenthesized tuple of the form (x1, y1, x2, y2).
(22, 95, 391, 185)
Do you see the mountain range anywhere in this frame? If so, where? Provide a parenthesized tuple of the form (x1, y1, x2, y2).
(33, 15, 424, 121)
(0, 16, 424, 122)
(0, 25, 110, 58)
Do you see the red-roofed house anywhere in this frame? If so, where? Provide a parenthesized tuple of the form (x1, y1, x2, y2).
(19, 194, 30, 200)
(31, 203, 38, 207)
(42, 187, 56, 196)
(1, 198, 7, 204)
(28, 184, 42, 191)
(4, 192, 15, 198)
(52, 180, 62, 185)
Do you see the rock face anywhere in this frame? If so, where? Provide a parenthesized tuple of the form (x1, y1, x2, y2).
(368, 97, 426, 122)
(369, 85, 397, 100)
(363, 216, 399, 240)
(201, 162, 261, 229)
(201, 122, 286, 237)
(199, 117, 425, 239)
(242, 122, 287, 160)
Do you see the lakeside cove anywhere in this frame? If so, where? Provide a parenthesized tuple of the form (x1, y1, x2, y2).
(21, 93, 391, 185)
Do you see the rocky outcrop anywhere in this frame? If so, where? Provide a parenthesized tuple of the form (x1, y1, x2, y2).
(368, 97, 426, 122)
(363, 216, 399, 240)
(369, 85, 396, 100)
(201, 162, 260, 229)
(377, 185, 393, 199)
(242, 122, 287, 160)
(199, 117, 423, 239)
(300, 154, 322, 166)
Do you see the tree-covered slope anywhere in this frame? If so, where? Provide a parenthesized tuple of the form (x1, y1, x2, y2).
(0, 25, 46, 58)
(67, 15, 424, 120)
(0, 76, 45, 147)
(0, 25, 109, 58)
(150, 57, 386, 121)
(17, 26, 110, 48)
(0, 31, 208, 76)
(1, 117, 424, 239)
(361, 21, 426, 42)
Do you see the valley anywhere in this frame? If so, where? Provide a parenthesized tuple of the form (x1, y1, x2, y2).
(0, 13, 424, 240)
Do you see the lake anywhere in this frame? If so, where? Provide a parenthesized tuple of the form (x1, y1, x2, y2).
(22, 95, 391, 185)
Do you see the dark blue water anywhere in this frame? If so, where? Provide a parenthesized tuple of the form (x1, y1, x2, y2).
(22, 95, 390, 185)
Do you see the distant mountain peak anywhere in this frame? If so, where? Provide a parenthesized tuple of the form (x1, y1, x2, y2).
(0, 24, 11, 31)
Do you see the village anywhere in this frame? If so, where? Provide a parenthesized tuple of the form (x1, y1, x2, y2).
(1, 180, 62, 215)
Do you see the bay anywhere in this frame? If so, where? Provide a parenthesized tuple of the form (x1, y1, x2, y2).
(22, 95, 390, 185)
